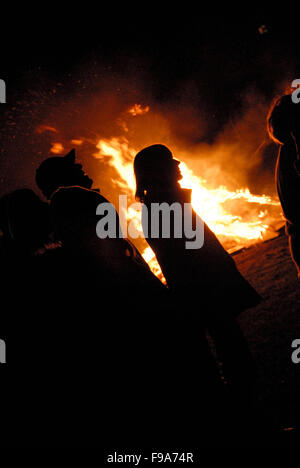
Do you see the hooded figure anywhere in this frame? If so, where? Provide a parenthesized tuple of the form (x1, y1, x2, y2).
(134, 144, 261, 411)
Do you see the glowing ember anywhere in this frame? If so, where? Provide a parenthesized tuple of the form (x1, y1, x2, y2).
(36, 125, 58, 134)
(128, 104, 150, 116)
(50, 142, 64, 154)
(71, 139, 83, 146)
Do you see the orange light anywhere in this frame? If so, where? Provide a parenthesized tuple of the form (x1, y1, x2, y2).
(50, 142, 64, 154)
(94, 135, 282, 279)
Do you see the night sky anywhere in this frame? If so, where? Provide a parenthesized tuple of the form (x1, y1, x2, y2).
(1, 12, 300, 198)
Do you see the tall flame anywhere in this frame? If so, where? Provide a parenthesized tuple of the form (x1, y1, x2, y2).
(179, 162, 280, 242)
(43, 104, 283, 282)
(94, 135, 282, 279)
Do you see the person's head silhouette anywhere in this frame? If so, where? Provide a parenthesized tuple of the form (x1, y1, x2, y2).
(267, 93, 300, 145)
(36, 149, 93, 199)
(134, 144, 182, 201)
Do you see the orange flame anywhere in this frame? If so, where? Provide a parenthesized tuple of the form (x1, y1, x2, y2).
(94, 135, 282, 278)
(50, 142, 64, 154)
(44, 104, 283, 282)
(179, 162, 280, 244)
(128, 104, 150, 116)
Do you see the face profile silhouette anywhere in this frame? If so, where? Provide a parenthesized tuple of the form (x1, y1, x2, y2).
(36, 149, 93, 199)
(134, 144, 182, 201)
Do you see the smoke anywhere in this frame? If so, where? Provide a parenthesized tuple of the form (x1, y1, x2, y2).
(0, 59, 291, 205)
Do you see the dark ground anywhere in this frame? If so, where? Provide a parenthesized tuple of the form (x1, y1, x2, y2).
(233, 231, 300, 438)
(2, 229, 300, 447)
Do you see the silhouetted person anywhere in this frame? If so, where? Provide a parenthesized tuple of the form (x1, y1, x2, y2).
(0, 188, 65, 367)
(36, 148, 147, 261)
(267, 93, 300, 277)
(50, 184, 165, 291)
(36, 149, 180, 444)
(36, 148, 93, 199)
(36, 148, 163, 287)
(0, 188, 51, 259)
(134, 144, 261, 419)
(0, 188, 55, 328)
(0, 189, 58, 445)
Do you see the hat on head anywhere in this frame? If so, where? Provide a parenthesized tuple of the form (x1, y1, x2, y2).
(36, 149, 76, 199)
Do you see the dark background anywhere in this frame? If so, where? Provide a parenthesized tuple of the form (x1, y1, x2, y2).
(1, 10, 300, 448)
(1, 10, 300, 197)
(1, 12, 299, 114)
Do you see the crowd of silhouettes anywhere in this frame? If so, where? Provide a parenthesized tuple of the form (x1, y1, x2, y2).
(1, 91, 299, 445)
